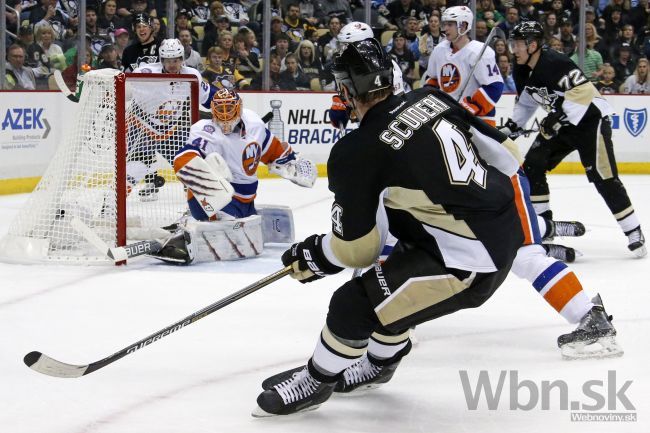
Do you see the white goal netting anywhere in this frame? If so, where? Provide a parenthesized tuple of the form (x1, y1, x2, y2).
(0, 69, 198, 264)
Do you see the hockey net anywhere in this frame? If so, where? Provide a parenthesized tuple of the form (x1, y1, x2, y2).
(0, 69, 199, 264)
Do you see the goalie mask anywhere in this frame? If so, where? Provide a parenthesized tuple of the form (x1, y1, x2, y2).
(332, 38, 393, 100)
(211, 88, 242, 134)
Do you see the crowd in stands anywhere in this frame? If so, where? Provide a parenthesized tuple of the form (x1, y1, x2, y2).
(4, 0, 650, 94)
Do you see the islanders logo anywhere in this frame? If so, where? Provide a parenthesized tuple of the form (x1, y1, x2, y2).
(623, 108, 647, 137)
(242, 142, 261, 175)
(439, 63, 462, 93)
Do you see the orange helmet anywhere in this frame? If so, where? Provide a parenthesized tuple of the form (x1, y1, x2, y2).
(211, 88, 242, 134)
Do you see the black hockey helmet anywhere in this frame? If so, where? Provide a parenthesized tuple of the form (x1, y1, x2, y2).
(132, 13, 152, 29)
(509, 21, 544, 46)
(332, 38, 393, 99)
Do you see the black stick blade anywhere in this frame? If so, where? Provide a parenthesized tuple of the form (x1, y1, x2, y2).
(23, 351, 89, 378)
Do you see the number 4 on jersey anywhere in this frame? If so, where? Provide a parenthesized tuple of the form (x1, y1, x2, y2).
(433, 118, 487, 188)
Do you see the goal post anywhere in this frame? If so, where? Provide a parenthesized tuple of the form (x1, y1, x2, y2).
(0, 69, 199, 264)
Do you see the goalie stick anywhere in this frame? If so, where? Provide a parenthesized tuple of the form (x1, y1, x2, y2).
(23, 265, 292, 378)
(70, 217, 163, 262)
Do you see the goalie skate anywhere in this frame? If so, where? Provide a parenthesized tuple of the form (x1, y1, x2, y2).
(557, 294, 623, 360)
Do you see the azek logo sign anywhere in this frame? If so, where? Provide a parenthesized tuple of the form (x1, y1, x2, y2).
(459, 370, 636, 422)
(1, 108, 51, 138)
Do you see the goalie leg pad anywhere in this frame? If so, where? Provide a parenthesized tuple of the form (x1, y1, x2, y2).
(188, 215, 264, 262)
(256, 205, 295, 244)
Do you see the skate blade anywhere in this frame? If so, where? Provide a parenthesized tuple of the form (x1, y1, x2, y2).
(251, 403, 321, 418)
(561, 336, 624, 360)
(336, 383, 386, 397)
(631, 245, 647, 258)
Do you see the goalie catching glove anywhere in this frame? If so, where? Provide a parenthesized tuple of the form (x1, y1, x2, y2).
(268, 152, 318, 188)
(281, 234, 343, 283)
(175, 152, 234, 218)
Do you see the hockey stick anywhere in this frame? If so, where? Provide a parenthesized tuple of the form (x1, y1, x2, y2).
(23, 265, 293, 378)
(509, 128, 539, 139)
(53, 70, 79, 103)
(70, 217, 163, 262)
(456, 26, 507, 101)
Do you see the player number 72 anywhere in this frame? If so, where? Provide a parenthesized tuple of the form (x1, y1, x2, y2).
(557, 69, 587, 90)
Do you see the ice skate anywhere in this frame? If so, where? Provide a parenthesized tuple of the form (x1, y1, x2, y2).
(147, 229, 194, 265)
(626, 226, 647, 258)
(253, 366, 335, 417)
(260, 354, 402, 395)
(557, 294, 623, 360)
(543, 220, 586, 241)
(543, 243, 581, 263)
(333, 353, 403, 393)
(137, 173, 165, 202)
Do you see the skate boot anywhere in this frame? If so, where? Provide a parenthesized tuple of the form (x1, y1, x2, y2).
(138, 173, 165, 202)
(626, 226, 646, 258)
(253, 364, 336, 417)
(147, 229, 194, 265)
(333, 353, 403, 393)
(261, 340, 412, 393)
(543, 243, 581, 263)
(557, 294, 623, 360)
(543, 220, 586, 241)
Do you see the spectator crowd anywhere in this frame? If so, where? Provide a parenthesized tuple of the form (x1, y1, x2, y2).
(4, 0, 650, 94)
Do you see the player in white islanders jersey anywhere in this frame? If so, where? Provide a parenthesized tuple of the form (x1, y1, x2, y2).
(126, 38, 218, 200)
(422, 6, 503, 126)
(173, 88, 317, 221)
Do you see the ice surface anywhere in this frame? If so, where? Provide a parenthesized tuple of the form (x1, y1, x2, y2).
(1, 176, 648, 433)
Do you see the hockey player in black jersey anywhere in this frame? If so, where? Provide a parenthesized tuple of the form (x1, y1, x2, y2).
(254, 38, 532, 417)
(121, 13, 160, 73)
(502, 21, 646, 258)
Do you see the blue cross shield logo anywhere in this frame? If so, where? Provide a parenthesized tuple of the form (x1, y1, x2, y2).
(623, 108, 647, 137)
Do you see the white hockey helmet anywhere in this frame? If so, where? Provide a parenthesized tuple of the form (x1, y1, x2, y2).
(337, 21, 373, 43)
(441, 6, 473, 36)
(159, 38, 184, 59)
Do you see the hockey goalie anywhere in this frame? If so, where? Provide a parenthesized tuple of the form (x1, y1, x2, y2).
(149, 88, 318, 264)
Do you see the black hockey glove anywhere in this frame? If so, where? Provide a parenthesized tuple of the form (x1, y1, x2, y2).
(281, 234, 344, 284)
(540, 111, 567, 140)
(497, 118, 523, 139)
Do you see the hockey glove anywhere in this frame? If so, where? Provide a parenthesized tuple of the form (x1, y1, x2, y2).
(329, 95, 350, 129)
(269, 152, 318, 188)
(540, 111, 566, 140)
(460, 97, 481, 116)
(497, 118, 524, 139)
(281, 234, 344, 283)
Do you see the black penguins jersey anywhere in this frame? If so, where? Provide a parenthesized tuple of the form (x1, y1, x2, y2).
(511, 49, 612, 127)
(322, 87, 524, 274)
(121, 39, 160, 73)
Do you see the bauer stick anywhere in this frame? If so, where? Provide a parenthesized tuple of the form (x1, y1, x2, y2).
(24, 265, 293, 378)
(70, 217, 163, 262)
(456, 26, 507, 101)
